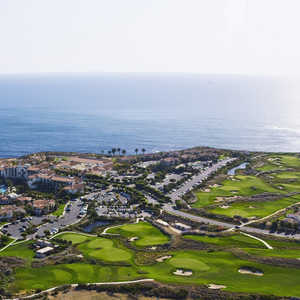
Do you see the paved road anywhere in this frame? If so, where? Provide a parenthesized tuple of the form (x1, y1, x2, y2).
(163, 204, 300, 240)
(168, 158, 236, 202)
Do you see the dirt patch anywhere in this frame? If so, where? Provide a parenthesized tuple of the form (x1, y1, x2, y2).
(208, 284, 226, 290)
(204, 188, 211, 192)
(173, 269, 193, 276)
(156, 255, 172, 262)
(49, 290, 169, 300)
(128, 236, 139, 242)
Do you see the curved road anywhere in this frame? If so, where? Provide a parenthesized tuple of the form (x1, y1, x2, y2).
(163, 204, 300, 240)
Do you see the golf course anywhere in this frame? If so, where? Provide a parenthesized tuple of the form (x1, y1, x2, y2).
(2, 223, 300, 297)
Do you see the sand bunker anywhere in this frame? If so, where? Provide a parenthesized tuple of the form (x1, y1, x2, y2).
(208, 284, 227, 290)
(173, 269, 193, 276)
(220, 205, 230, 209)
(239, 268, 263, 276)
(213, 184, 221, 187)
(128, 237, 139, 242)
(215, 197, 224, 202)
(156, 255, 172, 262)
(204, 189, 211, 192)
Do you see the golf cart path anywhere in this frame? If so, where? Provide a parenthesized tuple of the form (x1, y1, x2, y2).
(0, 238, 16, 253)
(241, 232, 273, 249)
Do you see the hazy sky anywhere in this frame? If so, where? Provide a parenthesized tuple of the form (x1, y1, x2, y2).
(0, 0, 299, 75)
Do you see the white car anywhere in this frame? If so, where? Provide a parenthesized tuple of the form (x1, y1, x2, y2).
(50, 228, 58, 234)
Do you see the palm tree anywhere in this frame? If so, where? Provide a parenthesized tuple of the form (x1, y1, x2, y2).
(117, 148, 121, 156)
(108, 150, 112, 156)
(112, 148, 116, 156)
(122, 149, 126, 156)
(135, 148, 139, 156)
(142, 148, 146, 155)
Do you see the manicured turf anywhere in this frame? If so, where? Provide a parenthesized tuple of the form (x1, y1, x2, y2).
(3, 234, 300, 297)
(208, 196, 300, 218)
(107, 222, 170, 247)
(10, 263, 142, 293)
(59, 232, 90, 244)
(245, 248, 300, 259)
(0, 241, 35, 263)
(60, 232, 133, 263)
(193, 175, 281, 209)
(141, 250, 300, 297)
(184, 234, 264, 249)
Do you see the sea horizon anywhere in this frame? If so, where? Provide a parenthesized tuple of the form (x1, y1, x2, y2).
(0, 73, 299, 157)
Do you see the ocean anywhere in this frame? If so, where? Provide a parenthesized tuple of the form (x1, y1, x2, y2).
(0, 73, 299, 157)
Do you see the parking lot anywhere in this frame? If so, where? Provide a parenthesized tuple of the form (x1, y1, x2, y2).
(1, 198, 86, 239)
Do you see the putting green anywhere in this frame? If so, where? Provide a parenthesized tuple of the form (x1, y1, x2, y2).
(59, 233, 133, 263)
(169, 256, 210, 271)
(58, 233, 90, 244)
(107, 222, 170, 247)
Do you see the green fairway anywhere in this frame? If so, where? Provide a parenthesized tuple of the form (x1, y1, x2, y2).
(208, 196, 300, 218)
(0, 241, 35, 264)
(10, 263, 142, 293)
(3, 234, 300, 297)
(184, 234, 264, 249)
(256, 155, 300, 172)
(245, 248, 300, 259)
(60, 232, 133, 263)
(107, 222, 170, 247)
(193, 175, 281, 209)
(141, 250, 300, 297)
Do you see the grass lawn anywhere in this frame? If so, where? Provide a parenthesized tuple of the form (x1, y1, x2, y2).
(244, 248, 300, 259)
(9, 263, 142, 293)
(257, 155, 300, 172)
(58, 232, 90, 244)
(60, 233, 133, 263)
(3, 233, 300, 297)
(273, 171, 300, 180)
(0, 241, 35, 264)
(107, 222, 170, 247)
(184, 234, 264, 249)
(141, 250, 300, 297)
(208, 196, 300, 218)
(193, 175, 281, 209)
(52, 203, 66, 217)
